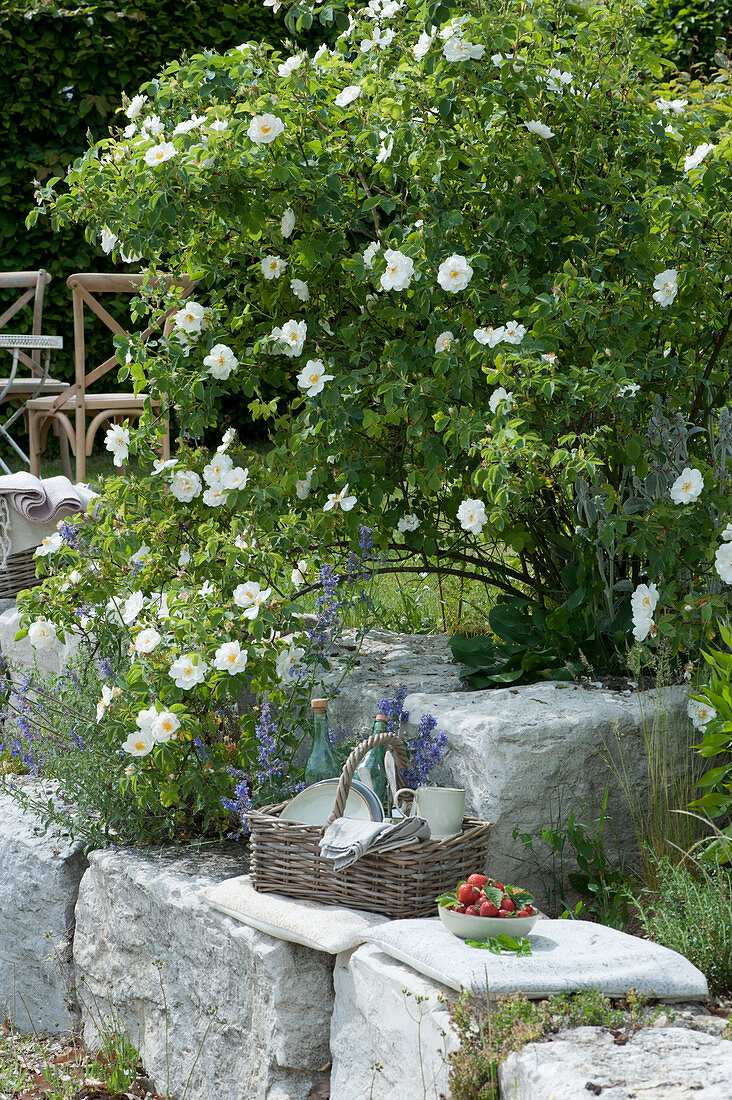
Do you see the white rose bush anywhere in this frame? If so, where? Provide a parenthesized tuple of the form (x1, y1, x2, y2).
(17, 0, 732, 833)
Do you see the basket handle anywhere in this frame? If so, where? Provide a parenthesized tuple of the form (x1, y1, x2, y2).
(325, 731, 409, 826)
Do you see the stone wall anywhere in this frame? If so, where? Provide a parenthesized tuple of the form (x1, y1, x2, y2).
(0, 783, 87, 1033)
(73, 848, 334, 1100)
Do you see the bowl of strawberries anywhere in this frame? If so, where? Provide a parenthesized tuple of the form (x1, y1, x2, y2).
(437, 874, 538, 939)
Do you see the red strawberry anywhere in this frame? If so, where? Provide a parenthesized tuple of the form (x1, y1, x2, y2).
(458, 883, 480, 906)
(498, 909, 510, 917)
(465, 905, 481, 916)
(492, 881, 505, 891)
(500, 897, 515, 912)
(525, 905, 534, 915)
(480, 901, 500, 918)
(451, 903, 466, 913)
(468, 873, 488, 888)
(516, 908, 530, 918)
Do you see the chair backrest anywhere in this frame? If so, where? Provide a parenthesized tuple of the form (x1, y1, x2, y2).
(49, 272, 195, 413)
(0, 270, 52, 375)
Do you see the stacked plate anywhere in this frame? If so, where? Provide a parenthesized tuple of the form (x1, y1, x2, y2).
(280, 778, 384, 826)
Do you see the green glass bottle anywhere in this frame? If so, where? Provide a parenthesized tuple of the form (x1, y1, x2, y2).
(357, 713, 389, 810)
(304, 698, 339, 786)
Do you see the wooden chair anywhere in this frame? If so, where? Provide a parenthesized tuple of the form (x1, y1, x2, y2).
(27, 272, 192, 482)
(0, 270, 70, 474)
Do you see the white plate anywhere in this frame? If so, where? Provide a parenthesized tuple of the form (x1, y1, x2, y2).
(281, 778, 385, 825)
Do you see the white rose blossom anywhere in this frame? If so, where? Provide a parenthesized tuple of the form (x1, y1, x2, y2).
(152, 711, 181, 743)
(134, 628, 162, 654)
(489, 387, 514, 413)
(28, 618, 57, 649)
(413, 30, 435, 60)
(233, 580, 272, 618)
(669, 467, 704, 504)
(443, 38, 484, 62)
(169, 653, 208, 690)
(100, 227, 118, 254)
(435, 331, 454, 353)
(334, 85, 362, 107)
(208, 119, 229, 132)
(248, 114, 285, 144)
(141, 115, 164, 137)
(262, 255, 287, 281)
(683, 143, 715, 173)
(295, 471, 313, 499)
(380, 249, 414, 292)
(297, 358, 334, 397)
(546, 68, 572, 91)
(715, 542, 732, 584)
(364, 241, 381, 268)
(278, 55, 302, 77)
(291, 559, 309, 586)
(203, 486, 229, 507)
(173, 301, 205, 333)
(290, 278, 310, 301)
(281, 208, 296, 237)
(204, 343, 238, 380)
(398, 514, 420, 533)
(324, 484, 357, 512)
(204, 453, 233, 485)
(652, 268, 678, 307)
(271, 319, 307, 357)
(457, 499, 487, 536)
(104, 424, 130, 466)
(170, 469, 202, 502)
(524, 119, 554, 139)
(276, 642, 306, 681)
(122, 590, 145, 625)
(631, 583, 659, 627)
(632, 615, 655, 642)
(474, 325, 505, 348)
(655, 97, 687, 114)
(126, 94, 147, 120)
(143, 142, 176, 167)
(213, 641, 249, 675)
(122, 728, 154, 756)
(437, 254, 473, 293)
(687, 698, 717, 731)
(224, 466, 249, 491)
(35, 532, 63, 557)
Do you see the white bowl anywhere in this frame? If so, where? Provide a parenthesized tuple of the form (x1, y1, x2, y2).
(438, 904, 538, 940)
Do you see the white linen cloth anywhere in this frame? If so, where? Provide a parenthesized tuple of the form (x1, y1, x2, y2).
(319, 815, 432, 871)
(0, 473, 96, 522)
(0, 474, 97, 568)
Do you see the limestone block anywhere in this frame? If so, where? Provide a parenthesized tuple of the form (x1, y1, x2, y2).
(330, 943, 458, 1100)
(0, 606, 80, 677)
(323, 630, 690, 895)
(499, 1025, 732, 1099)
(0, 782, 87, 1032)
(73, 848, 334, 1100)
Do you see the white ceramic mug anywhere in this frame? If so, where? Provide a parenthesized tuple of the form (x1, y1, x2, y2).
(395, 785, 466, 839)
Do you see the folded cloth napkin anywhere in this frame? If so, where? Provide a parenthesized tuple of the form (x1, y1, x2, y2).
(0, 473, 96, 522)
(319, 815, 432, 871)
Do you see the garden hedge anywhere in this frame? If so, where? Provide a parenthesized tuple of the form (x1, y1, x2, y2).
(0, 0, 282, 386)
(644, 0, 732, 73)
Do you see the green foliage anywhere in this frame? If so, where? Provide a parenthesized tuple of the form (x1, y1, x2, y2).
(447, 988, 644, 1100)
(637, 858, 732, 995)
(643, 0, 732, 73)
(0, 0, 281, 380)
(451, 591, 630, 686)
(690, 621, 732, 819)
(512, 786, 631, 928)
(32, 0, 732, 683)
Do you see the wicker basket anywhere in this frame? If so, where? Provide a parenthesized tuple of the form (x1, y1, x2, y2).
(247, 730, 492, 918)
(0, 546, 42, 599)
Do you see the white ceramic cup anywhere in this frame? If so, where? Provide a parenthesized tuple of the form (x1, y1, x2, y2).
(395, 785, 466, 839)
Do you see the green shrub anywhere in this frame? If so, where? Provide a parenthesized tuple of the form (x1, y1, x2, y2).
(637, 859, 732, 995)
(644, 0, 732, 73)
(32, 0, 732, 682)
(0, 0, 281, 380)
